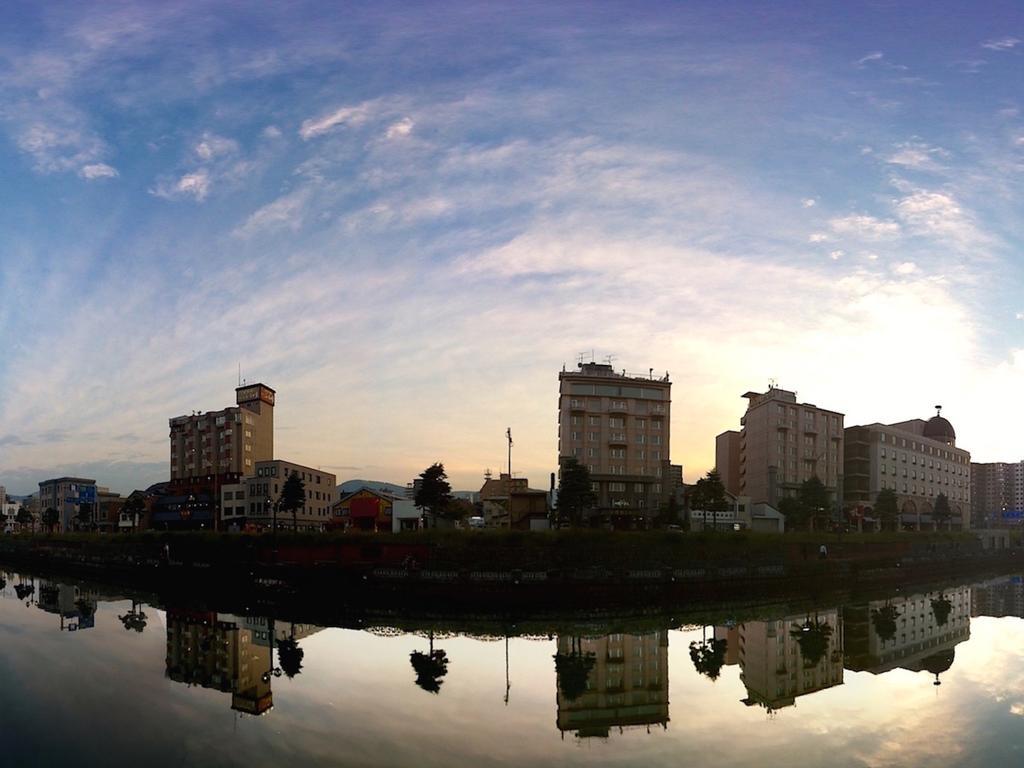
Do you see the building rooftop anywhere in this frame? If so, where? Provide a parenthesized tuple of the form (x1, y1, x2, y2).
(560, 362, 670, 383)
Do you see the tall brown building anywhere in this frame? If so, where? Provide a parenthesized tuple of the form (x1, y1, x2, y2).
(169, 384, 275, 481)
(716, 387, 844, 507)
(557, 362, 676, 527)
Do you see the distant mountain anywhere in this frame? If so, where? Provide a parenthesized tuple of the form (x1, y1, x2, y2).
(337, 479, 409, 497)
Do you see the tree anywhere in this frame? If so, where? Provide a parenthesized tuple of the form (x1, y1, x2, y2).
(554, 636, 597, 701)
(778, 496, 806, 531)
(122, 495, 146, 533)
(797, 476, 831, 532)
(279, 471, 307, 532)
(415, 463, 453, 527)
(410, 630, 449, 693)
(790, 614, 834, 668)
(931, 594, 953, 627)
(875, 488, 899, 532)
(871, 603, 900, 642)
(933, 493, 952, 531)
(76, 502, 93, 530)
(689, 469, 729, 531)
(42, 507, 60, 533)
(277, 635, 305, 678)
(15, 506, 33, 532)
(654, 496, 680, 528)
(119, 600, 148, 633)
(689, 627, 728, 681)
(556, 458, 596, 527)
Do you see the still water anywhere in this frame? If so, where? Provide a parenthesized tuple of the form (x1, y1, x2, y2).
(1, 573, 1023, 767)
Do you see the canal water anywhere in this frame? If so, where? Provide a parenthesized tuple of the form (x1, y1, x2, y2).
(0, 573, 1022, 767)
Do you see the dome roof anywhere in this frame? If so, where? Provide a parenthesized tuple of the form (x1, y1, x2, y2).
(923, 415, 956, 443)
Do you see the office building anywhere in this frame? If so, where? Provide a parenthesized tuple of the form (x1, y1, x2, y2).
(716, 387, 844, 507)
(557, 361, 677, 527)
(844, 408, 971, 530)
(38, 477, 97, 533)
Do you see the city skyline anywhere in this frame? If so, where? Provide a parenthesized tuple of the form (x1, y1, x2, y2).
(3, 1, 1024, 496)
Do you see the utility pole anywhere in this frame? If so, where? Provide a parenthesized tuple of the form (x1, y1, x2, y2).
(507, 427, 513, 478)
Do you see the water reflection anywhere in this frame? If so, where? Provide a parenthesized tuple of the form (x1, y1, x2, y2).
(555, 631, 669, 738)
(0, 570, 1022, 765)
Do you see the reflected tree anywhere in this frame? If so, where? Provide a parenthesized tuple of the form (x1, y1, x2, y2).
(410, 630, 449, 694)
(931, 595, 953, 627)
(14, 582, 34, 602)
(789, 614, 834, 668)
(119, 600, 148, 633)
(553, 636, 596, 701)
(689, 626, 728, 681)
(871, 603, 901, 643)
(278, 623, 305, 678)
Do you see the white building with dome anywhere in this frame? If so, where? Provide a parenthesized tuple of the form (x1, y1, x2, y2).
(843, 407, 971, 530)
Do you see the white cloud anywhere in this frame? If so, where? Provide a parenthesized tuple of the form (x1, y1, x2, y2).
(829, 214, 901, 240)
(829, 250, 844, 260)
(384, 117, 414, 140)
(808, 233, 829, 243)
(262, 125, 283, 139)
(893, 261, 918, 275)
(233, 186, 314, 238)
(299, 101, 375, 140)
(79, 162, 118, 179)
(150, 169, 211, 201)
(893, 188, 982, 245)
(885, 142, 950, 172)
(15, 121, 105, 173)
(982, 37, 1020, 51)
(801, 198, 816, 208)
(194, 131, 238, 160)
(855, 51, 884, 67)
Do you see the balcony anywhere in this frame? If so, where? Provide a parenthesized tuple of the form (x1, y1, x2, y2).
(609, 433, 627, 444)
(569, 400, 586, 412)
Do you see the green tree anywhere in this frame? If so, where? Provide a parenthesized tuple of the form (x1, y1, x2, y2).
(790, 614, 834, 667)
(778, 496, 807, 531)
(931, 595, 953, 627)
(871, 603, 900, 642)
(797, 476, 831, 531)
(556, 458, 596, 527)
(689, 469, 729, 531)
(933, 493, 952, 530)
(15, 506, 33, 532)
(689, 627, 728, 681)
(414, 463, 453, 528)
(42, 507, 60, 533)
(279, 471, 307, 532)
(410, 630, 449, 693)
(654, 496, 681, 528)
(875, 488, 899, 532)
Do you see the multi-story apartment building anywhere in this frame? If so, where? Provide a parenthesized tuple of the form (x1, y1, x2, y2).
(38, 477, 97, 532)
(555, 631, 669, 738)
(169, 383, 275, 481)
(716, 387, 844, 508)
(733, 610, 844, 711)
(844, 408, 971, 530)
(557, 362, 676, 527)
(243, 460, 336, 531)
(970, 461, 1024, 528)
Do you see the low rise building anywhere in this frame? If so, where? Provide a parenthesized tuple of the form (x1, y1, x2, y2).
(245, 460, 336, 531)
(332, 486, 420, 532)
(479, 472, 549, 529)
(38, 477, 97, 532)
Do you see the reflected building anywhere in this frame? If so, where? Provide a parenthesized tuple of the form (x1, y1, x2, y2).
(843, 586, 970, 681)
(36, 580, 97, 631)
(971, 577, 1024, 618)
(555, 631, 669, 738)
(165, 610, 274, 715)
(730, 610, 844, 711)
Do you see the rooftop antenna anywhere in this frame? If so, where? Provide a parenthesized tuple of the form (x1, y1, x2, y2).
(605, 353, 616, 367)
(769, 377, 778, 390)
(935, 404, 943, 417)
(238, 363, 242, 387)
(507, 427, 513, 478)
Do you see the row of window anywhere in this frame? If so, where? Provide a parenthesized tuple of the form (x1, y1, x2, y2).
(877, 479, 967, 500)
(880, 465, 967, 487)
(569, 447, 663, 461)
(567, 431, 663, 445)
(878, 433, 966, 462)
(568, 415, 663, 430)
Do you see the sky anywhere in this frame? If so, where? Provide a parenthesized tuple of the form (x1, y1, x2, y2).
(0, 1, 1023, 496)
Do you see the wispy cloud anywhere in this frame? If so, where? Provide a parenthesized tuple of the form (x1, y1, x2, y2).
(299, 101, 377, 140)
(194, 132, 238, 160)
(150, 169, 211, 201)
(233, 186, 314, 237)
(829, 214, 901, 240)
(982, 37, 1020, 51)
(886, 141, 950, 172)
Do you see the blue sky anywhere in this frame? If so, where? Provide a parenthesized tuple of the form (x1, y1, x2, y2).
(1, 1, 1023, 495)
